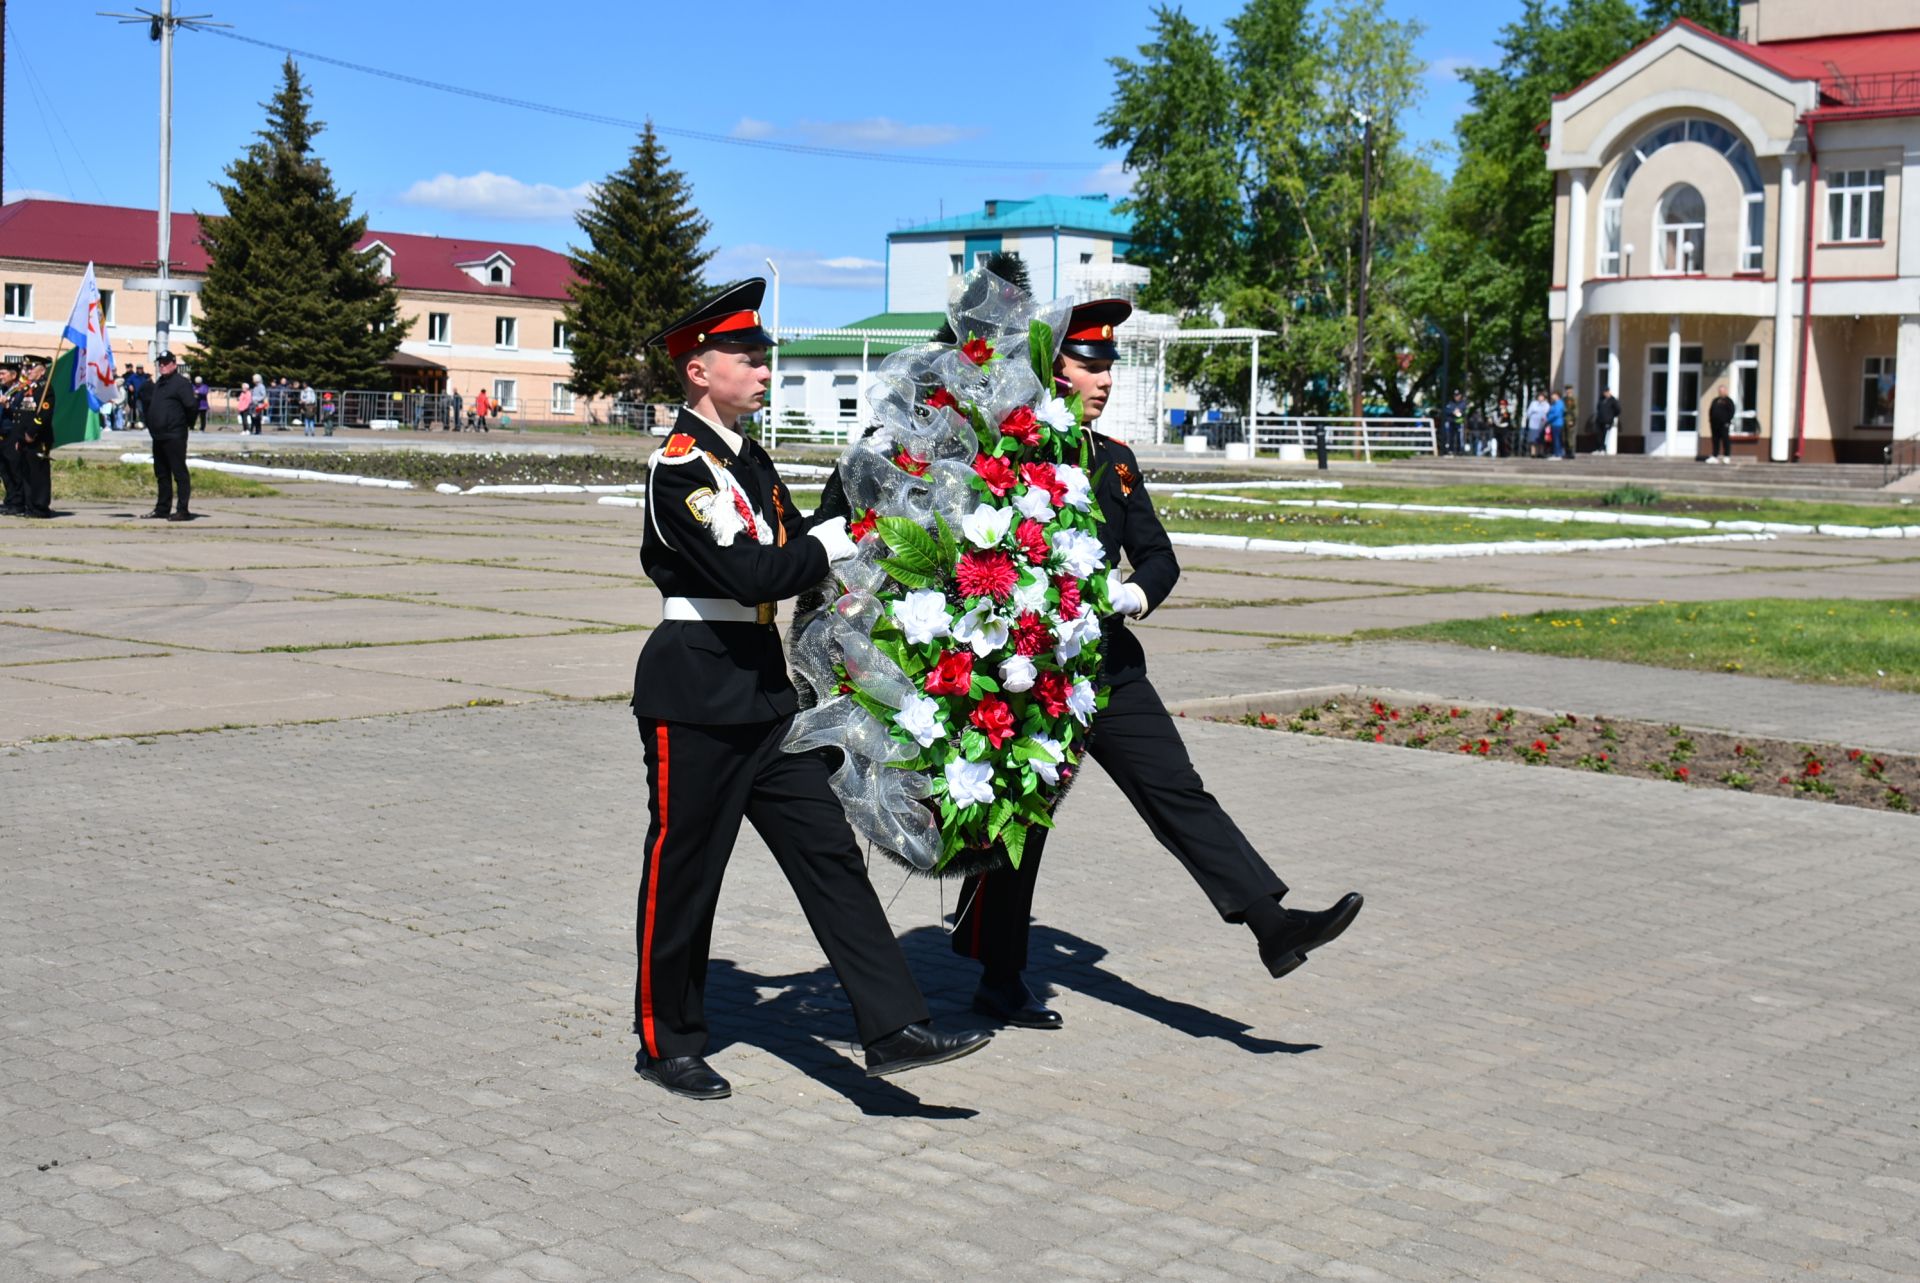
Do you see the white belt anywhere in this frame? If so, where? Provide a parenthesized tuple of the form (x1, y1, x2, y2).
(662, 596, 776, 625)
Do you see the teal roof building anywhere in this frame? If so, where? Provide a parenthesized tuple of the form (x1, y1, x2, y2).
(884, 195, 1135, 311)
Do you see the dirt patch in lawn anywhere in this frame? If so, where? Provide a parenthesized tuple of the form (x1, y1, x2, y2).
(1226, 696, 1917, 816)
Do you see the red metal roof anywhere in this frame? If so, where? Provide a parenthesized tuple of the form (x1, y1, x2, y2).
(0, 199, 576, 300)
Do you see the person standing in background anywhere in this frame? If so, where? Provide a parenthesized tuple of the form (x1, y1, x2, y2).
(141, 352, 199, 522)
(1706, 384, 1736, 464)
(192, 374, 210, 432)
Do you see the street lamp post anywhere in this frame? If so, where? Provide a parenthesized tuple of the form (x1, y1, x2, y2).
(764, 256, 780, 446)
(1351, 108, 1376, 429)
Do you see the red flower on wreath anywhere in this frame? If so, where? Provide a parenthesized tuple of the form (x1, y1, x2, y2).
(960, 336, 994, 366)
(956, 550, 1018, 601)
(969, 695, 1016, 748)
(849, 507, 879, 542)
(973, 452, 1017, 497)
(894, 449, 930, 477)
(925, 386, 959, 412)
(999, 405, 1041, 446)
(1032, 669, 1072, 717)
(1014, 519, 1050, 565)
(1021, 461, 1067, 506)
(924, 650, 974, 697)
(1055, 575, 1082, 621)
(1014, 612, 1056, 659)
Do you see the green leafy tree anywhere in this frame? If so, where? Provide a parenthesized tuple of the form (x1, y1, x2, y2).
(191, 58, 405, 387)
(564, 122, 714, 404)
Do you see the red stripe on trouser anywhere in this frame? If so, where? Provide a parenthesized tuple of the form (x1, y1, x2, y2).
(639, 724, 669, 1056)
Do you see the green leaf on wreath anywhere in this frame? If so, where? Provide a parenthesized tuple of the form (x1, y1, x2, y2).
(960, 727, 987, 759)
(972, 672, 1000, 694)
(1028, 319, 1055, 390)
(875, 517, 944, 576)
(1002, 820, 1027, 869)
(987, 795, 1015, 841)
(932, 511, 959, 570)
(879, 558, 940, 590)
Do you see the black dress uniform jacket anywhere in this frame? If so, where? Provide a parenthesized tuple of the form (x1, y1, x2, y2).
(1088, 432, 1176, 684)
(632, 410, 827, 724)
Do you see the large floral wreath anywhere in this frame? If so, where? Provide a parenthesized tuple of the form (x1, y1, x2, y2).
(785, 268, 1113, 876)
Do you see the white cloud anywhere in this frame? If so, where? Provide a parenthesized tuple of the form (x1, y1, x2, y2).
(711, 243, 885, 290)
(399, 171, 594, 220)
(1083, 159, 1135, 198)
(3, 188, 70, 204)
(1426, 55, 1480, 80)
(731, 117, 777, 140)
(731, 117, 981, 150)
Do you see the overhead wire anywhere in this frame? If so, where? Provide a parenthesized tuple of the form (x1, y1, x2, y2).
(5, 16, 108, 201)
(196, 27, 1105, 173)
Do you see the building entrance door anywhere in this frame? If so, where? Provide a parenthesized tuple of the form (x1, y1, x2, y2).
(1646, 343, 1703, 457)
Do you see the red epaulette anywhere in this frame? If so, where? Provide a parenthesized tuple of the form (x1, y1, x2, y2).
(662, 433, 697, 458)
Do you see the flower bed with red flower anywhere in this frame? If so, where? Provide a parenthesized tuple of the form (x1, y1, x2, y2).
(784, 271, 1113, 874)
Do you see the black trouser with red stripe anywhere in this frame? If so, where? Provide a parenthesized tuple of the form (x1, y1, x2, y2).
(634, 715, 929, 1059)
(953, 675, 1289, 976)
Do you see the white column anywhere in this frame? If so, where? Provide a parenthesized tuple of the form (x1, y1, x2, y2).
(1563, 170, 1590, 394)
(1665, 314, 1683, 457)
(1898, 316, 1920, 440)
(1770, 156, 1800, 463)
(1606, 313, 1622, 454)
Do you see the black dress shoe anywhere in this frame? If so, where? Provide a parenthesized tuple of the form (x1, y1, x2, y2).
(1257, 892, 1364, 979)
(972, 976, 1063, 1029)
(635, 1052, 731, 1100)
(138, 509, 168, 519)
(166, 511, 193, 522)
(26, 509, 54, 519)
(864, 1022, 992, 1077)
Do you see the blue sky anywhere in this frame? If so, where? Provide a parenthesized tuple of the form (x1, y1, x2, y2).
(4, 0, 1506, 327)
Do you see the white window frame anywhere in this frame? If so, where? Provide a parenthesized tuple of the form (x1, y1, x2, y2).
(1655, 185, 1706, 276)
(1593, 346, 1611, 404)
(494, 316, 518, 349)
(168, 295, 191, 331)
(1862, 355, 1896, 427)
(1598, 198, 1624, 276)
(98, 288, 116, 325)
(492, 378, 518, 412)
(1646, 343, 1705, 436)
(1827, 169, 1886, 244)
(3, 283, 32, 320)
(949, 253, 964, 275)
(427, 312, 451, 345)
(550, 383, 574, 415)
(552, 320, 572, 353)
(1731, 343, 1761, 433)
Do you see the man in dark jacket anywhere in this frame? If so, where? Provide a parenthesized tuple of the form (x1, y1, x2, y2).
(1594, 385, 1621, 454)
(15, 359, 57, 518)
(141, 351, 199, 520)
(1706, 384, 1737, 463)
(0, 361, 25, 515)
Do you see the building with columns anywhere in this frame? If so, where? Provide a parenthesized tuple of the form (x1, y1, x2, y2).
(1546, 0, 1920, 462)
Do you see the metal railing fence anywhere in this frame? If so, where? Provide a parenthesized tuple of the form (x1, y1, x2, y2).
(1247, 415, 1437, 461)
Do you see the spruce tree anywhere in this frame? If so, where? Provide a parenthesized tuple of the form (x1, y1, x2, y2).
(191, 58, 405, 387)
(563, 123, 714, 404)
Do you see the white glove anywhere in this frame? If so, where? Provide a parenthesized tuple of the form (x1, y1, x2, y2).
(808, 516, 857, 562)
(1104, 572, 1149, 618)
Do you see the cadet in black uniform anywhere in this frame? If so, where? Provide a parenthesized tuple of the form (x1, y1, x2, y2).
(17, 359, 56, 518)
(0, 361, 26, 515)
(949, 299, 1365, 1027)
(629, 279, 991, 1100)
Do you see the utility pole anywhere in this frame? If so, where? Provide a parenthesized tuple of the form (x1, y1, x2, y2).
(99, 2, 228, 363)
(1350, 108, 1375, 424)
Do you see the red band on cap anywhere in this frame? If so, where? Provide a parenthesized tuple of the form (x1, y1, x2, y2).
(664, 309, 762, 359)
(1065, 321, 1116, 342)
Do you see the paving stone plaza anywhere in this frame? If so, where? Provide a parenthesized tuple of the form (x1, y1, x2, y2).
(4, 476, 1919, 1281)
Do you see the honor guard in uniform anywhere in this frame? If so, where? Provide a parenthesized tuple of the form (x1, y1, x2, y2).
(16, 358, 56, 518)
(949, 299, 1365, 1027)
(0, 361, 26, 516)
(629, 279, 991, 1100)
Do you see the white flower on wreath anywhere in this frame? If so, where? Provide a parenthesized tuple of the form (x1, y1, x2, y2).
(1049, 527, 1104, 580)
(896, 694, 944, 747)
(1066, 679, 1098, 726)
(1013, 485, 1056, 523)
(1053, 610, 1103, 664)
(893, 589, 952, 645)
(944, 757, 995, 807)
(1037, 395, 1075, 434)
(1055, 464, 1093, 511)
(1010, 571, 1050, 616)
(998, 654, 1036, 693)
(960, 503, 1013, 549)
(1027, 734, 1065, 785)
(952, 600, 1010, 658)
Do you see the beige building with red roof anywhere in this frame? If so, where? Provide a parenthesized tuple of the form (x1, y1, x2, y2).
(0, 198, 607, 424)
(1548, 0, 1920, 463)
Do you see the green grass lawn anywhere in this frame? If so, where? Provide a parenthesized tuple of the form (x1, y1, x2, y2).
(1183, 483, 1918, 529)
(51, 458, 278, 502)
(1153, 502, 1726, 546)
(1372, 597, 1920, 691)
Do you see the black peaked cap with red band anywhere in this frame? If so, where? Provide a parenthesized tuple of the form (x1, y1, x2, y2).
(644, 278, 778, 359)
(1060, 297, 1131, 361)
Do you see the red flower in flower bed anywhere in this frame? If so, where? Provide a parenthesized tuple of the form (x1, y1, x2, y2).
(1475, 739, 1492, 755)
(960, 337, 994, 365)
(1014, 518, 1049, 565)
(1804, 760, 1824, 778)
(1675, 765, 1691, 781)
(1032, 669, 1071, 717)
(1020, 461, 1067, 505)
(926, 386, 959, 411)
(973, 452, 1017, 497)
(924, 650, 974, 696)
(999, 405, 1041, 446)
(894, 449, 930, 477)
(969, 695, 1016, 748)
(1013, 612, 1055, 657)
(1055, 575, 1082, 620)
(1531, 739, 1549, 753)
(956, 550, 1018, 600)
(1847, 748, 1864, 762)
(849, 507, 879, 542)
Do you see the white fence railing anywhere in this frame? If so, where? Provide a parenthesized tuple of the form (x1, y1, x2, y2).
(765, 412, 862, 450)
(1248, 416, 1436, 462)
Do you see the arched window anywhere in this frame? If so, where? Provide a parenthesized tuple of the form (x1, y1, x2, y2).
(1597, 118, 1763, 275)
(1657, 184, 1706, 274)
